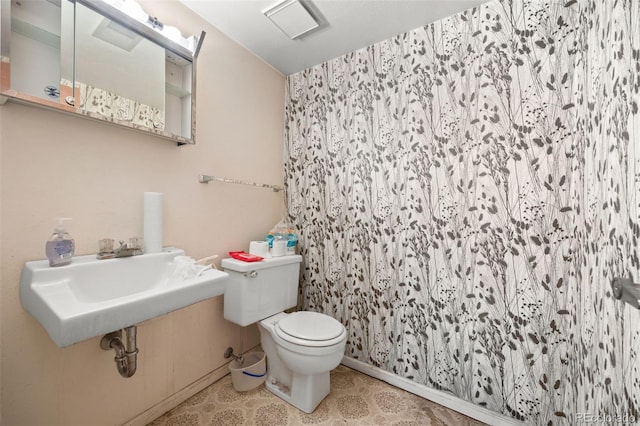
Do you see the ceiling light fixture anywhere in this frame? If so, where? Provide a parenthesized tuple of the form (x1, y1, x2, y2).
(96, 0, 198, 54)
(263, 0, 319, 40)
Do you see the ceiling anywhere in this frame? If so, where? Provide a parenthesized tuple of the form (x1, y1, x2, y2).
(179, 0, 488, 76)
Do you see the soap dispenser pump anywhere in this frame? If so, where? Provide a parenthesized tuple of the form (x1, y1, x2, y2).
(45, 218, 75, 267)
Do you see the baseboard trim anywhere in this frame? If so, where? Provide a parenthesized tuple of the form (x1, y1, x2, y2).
(341, 356, 522, 426)
(123, 363, 230, 426)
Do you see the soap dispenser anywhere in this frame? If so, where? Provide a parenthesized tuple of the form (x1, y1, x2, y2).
(45, 218, 75, 267)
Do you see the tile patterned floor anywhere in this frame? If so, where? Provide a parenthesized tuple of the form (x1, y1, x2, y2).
(148, 365, 485, 425)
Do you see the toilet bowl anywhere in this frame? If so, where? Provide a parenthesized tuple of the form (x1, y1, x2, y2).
(259, 311, 347, 413)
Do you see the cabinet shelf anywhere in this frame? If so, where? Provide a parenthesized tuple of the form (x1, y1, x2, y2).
(11, 18, 60, 49)
(165, 82, 190, 98)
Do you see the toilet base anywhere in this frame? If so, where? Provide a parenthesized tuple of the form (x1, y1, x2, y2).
(265, 371, 330, 413)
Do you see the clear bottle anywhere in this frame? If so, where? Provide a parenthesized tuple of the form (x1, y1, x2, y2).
(45, 218, 75, 267)
(266, 220, 298, 256)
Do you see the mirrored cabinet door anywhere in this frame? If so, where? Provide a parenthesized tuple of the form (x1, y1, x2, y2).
(73, 2, 167, 132)
(0, 0, 204, 144)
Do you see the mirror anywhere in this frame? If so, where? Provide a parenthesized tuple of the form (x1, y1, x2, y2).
(0, 0, 204, 144)
(72, 2, 167, 132)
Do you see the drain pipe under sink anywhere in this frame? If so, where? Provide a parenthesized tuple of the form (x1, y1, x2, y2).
(100, 326, 138, 378)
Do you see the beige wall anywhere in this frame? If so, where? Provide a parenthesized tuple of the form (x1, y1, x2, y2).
(0, 1, 285, 425)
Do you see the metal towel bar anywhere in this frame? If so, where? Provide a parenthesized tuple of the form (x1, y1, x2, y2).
(198, 174, 284, 192)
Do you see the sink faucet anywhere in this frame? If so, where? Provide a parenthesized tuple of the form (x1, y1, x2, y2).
(114, 240, 144, 258)
(98, 238, 143, 259)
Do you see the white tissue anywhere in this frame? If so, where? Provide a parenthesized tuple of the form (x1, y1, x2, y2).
(143, 192, 163, 253)
(167, 256, 210, 282)
(271, 240, 287, 257)
(249, 241, 269, 257)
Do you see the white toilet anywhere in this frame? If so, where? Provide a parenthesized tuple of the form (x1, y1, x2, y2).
(222, 255, 347, 413)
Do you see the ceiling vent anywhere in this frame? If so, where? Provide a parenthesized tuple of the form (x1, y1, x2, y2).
(263, 0, 319, 40)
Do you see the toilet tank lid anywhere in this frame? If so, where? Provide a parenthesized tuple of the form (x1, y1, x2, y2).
(221, 254, 302, 272)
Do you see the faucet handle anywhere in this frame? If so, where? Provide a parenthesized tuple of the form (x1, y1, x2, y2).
(129, 237, 143, 252)
(97, 238, 116, 259)
(99, 238, 115, 253)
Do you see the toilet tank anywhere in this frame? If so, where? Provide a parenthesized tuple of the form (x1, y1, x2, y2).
(222, 255, 302, 326)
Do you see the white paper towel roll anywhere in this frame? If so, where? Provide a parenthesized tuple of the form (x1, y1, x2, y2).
(143, 192, 163, 253)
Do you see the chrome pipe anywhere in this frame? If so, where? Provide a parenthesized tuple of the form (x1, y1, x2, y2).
(224, 346, 244, 363)
(101, 326, 138, 378)
(123, 326, 138, 377)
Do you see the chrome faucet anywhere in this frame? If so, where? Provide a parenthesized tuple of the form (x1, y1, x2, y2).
(97, 238, 143, 259)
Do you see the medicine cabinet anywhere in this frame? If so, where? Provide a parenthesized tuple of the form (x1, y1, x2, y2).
(0, 0, 205, 144)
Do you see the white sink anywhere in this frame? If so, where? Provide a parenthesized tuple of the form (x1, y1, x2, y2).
(20, 247, 228, 347)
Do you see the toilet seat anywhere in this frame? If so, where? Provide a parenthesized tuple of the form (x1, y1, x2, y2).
(275, 311, 346, 348)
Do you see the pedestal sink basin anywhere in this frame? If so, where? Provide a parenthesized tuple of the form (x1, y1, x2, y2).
(20, 247, 228, 347)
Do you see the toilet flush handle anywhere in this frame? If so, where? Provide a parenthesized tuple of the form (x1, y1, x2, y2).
(245, 271, 258, 278)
